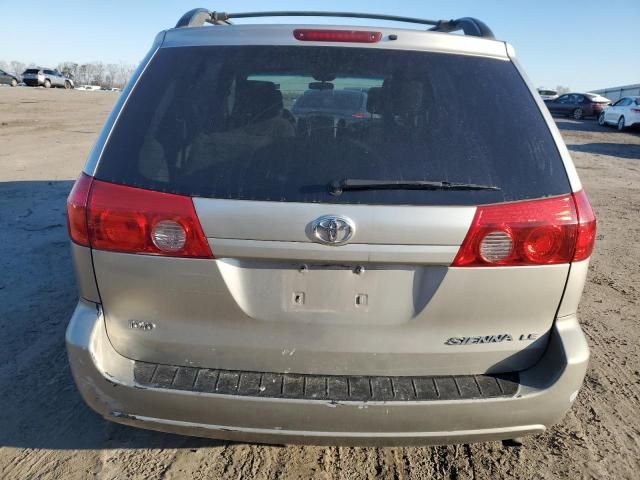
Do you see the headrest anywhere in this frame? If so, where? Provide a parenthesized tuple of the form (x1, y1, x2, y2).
(366, 87, 383, 114)
(233, 80, 283, 121)
(368, 79, 425, 116)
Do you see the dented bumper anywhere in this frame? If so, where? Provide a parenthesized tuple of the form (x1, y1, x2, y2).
(66, 299, 589, 446)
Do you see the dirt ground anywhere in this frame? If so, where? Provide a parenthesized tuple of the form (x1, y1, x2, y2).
(0, 87, 639, 479)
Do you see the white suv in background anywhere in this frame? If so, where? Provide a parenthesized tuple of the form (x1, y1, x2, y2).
(537, 88, 558, 101)
(598, 96, 640, 130)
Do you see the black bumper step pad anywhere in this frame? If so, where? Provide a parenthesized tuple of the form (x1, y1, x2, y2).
(134, 361, 519, 402)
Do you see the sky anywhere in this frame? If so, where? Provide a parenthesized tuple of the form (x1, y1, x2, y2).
(1, 0, 638, 91)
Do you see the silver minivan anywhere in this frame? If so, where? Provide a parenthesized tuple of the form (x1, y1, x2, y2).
(65, 10, 596, 446)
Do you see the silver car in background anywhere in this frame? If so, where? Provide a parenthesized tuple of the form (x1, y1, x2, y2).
(65, 10, 596, 446)
(22, 67, 74, 88)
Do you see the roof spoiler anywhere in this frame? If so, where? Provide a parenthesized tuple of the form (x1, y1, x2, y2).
(174, 9, 495, 39)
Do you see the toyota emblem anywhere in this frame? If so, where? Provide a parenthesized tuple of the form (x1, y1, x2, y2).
(311, 215, 355, 246)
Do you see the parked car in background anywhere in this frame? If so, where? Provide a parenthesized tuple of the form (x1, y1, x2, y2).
(598, 96, 640, 131)
(76, 84, 101, 91)
(544, 93, 610, 120)
(292, 88, 371, 128)
(22, 68, 74, 89)
(537, 88, 558, 100)
(0, 69, 20, 87)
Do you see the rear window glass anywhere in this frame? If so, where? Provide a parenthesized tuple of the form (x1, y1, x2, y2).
(96, 46, 570, 206)
(24, 69, 40, 74)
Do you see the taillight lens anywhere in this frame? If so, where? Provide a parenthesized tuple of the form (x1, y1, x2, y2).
(66, 176, 212, 258)
(151, 220, 187, 252)
(572, 190, 596, 261)
(66, 172, 93, 246)
(293, 29, 382, 43)
(478, 230, 513, 263)
(452, 192, 595, 267)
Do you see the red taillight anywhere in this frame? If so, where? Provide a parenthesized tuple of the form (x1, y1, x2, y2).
(66, 172, 93, 246)
(572, 190, 596, 261)
(631, 108, 640, 113)
(66, 176, 212, 258)
(293, 29, 382, 43)
(351, 112, 367, 118)
(452, 192, 596, 267)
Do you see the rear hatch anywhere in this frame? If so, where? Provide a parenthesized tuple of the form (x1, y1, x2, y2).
(87, 40, 576, 376)
(22, 68, 42, 82)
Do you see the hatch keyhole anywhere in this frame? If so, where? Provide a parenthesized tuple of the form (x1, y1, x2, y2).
(293, 292, 305, 305)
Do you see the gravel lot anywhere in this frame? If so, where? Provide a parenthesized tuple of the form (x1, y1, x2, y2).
(0, 88, 639, 479)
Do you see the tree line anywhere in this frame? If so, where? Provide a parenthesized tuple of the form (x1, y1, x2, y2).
(1, 59, 574, 94)
(0, 60, 136, 88)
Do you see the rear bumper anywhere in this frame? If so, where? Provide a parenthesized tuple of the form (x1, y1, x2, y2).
(23, 80, 43, 86)
(626, 113, 640, 127)
(66, 300, 589, 446)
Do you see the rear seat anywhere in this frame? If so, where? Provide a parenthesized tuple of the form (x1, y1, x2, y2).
(186, 80, 294, 174)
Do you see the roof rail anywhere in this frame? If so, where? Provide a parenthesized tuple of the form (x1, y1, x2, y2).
(174, 9, 495, 39)
(428, 17, 494, 39)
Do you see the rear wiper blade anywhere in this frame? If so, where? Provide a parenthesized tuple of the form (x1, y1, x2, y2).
(329, 178, 500, 196)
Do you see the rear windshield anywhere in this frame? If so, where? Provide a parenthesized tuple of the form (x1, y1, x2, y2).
(24, 69, 41, 74)
(96, 46, 570, 206)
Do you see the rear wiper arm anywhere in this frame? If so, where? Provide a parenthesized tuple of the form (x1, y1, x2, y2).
(329, 178, 500, 196)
